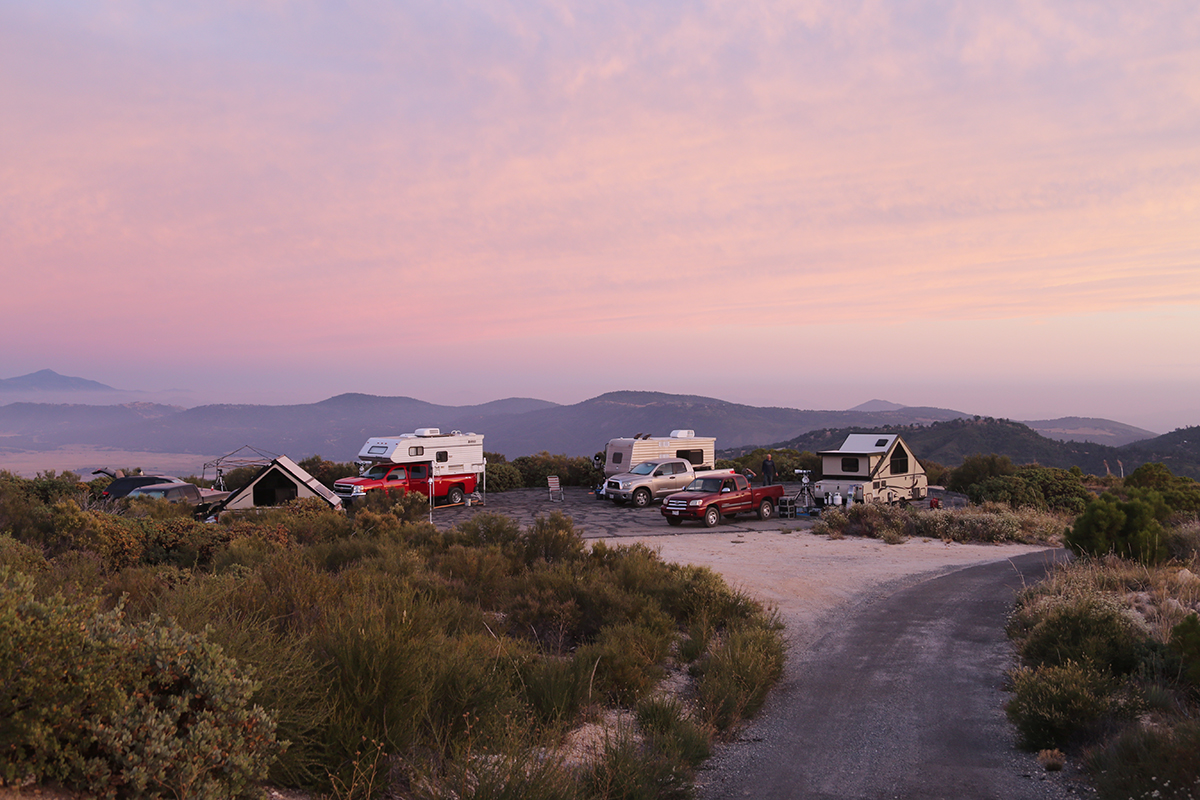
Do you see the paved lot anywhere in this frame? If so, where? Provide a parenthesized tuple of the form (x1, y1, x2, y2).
(426, 482, 826, 538)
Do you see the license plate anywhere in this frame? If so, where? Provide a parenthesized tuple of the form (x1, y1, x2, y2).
(671, 510, 679, 515)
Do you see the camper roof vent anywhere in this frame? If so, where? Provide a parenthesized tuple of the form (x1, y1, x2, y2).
(875, 438, 889, 447)
(669, 430, 695, 439)
(415, 428, 441, 437)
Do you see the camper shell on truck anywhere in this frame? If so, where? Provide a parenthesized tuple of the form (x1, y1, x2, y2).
(602, 431, 716, 477)
(333, 428, 485, 505)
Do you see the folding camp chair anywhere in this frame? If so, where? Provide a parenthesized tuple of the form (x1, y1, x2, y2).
(547, 475, 564, 502)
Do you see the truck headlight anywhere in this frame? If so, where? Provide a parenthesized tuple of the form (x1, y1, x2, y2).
(620, 481, 631, 490)
(688, 499, 704, 506)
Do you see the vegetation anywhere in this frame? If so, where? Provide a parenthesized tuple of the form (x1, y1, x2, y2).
(1005, 514, 1200, 797)
(715, 448, 820, 482)
(812, 501, 1067, 545)
(0, 470, 784, 799)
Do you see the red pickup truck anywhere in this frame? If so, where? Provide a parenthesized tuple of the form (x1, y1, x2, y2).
(332, 462, 475, 505)
(660, 473, 785, 527)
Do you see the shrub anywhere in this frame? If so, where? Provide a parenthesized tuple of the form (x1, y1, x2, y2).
(636, 697, 712, 767)
(521, 655, 591, 728)
(1015, 595, 1147, 676)
(0, 570, 279, 798)
(485, 462, 524, 492)
(578, 621, 673, 705)
(510, 452, 599, 488)
(1169, 613, 1200, 689)
(520, 512, 586, 566)
(582, 726, 690, 800)
(696, 623, 785, 732)
(1086, 720, 1200, 800)
(1005, 661, 1117, 750)
(1067, 492, 1170, 565)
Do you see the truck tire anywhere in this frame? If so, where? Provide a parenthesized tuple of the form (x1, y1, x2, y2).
(704, 506, 721, 528)
(666, 516, 683, 527)
(757, 499, 774, 520)
(446, 486, 465, 505)
(632, 488, 652, 508)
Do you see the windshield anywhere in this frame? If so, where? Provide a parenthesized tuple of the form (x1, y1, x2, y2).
(685, 478, 723, 493)
(363, 464, 389, 479)
(629, 462, 657, 475)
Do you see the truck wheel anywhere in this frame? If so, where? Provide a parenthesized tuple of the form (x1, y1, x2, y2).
(632, 488, 652, 508)
(666, 516, 683, 527)
(446, 486, 465, 505)
(757, 499, 774, 520)
(703, 506, 720, 528)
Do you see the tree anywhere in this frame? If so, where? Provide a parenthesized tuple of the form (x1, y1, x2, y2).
(947, 454, 1016, 494)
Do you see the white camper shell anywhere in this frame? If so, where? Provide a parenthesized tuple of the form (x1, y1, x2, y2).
(603, 430, 716, 477)
(358, 428, 486, 477)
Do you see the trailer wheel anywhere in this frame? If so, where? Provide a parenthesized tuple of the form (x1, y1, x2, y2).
(666, 516, 683, 527)
(632, 488, 652, 508)
(757, 499, 774, 520)
(703, 506, 721, 528)
(446, 486, 465, 505)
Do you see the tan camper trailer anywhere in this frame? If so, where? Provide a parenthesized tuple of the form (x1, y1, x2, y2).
(602, 430, 716, 477)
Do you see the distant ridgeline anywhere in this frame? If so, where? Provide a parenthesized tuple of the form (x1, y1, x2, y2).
(723, 418, 1200, 481)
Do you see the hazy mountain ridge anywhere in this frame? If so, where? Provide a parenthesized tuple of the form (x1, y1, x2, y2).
(1, 380, 1194, 479)
(757, 418, 1200, 480)
(0, 369, 118, 392)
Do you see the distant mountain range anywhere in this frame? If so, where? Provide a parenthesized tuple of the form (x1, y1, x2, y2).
(1, 372, 1193, 479)
(0, 369, 118, 393)
(755, 418, 1200, 480)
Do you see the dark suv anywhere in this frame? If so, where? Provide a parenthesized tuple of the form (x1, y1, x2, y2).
(98, 474, 177, 500)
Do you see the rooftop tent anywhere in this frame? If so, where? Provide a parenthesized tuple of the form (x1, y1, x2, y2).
(216, 455, 342, 511)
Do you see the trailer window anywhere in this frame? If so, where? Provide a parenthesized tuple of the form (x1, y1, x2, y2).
(367, 445, 388, 455)
(408, 446, 424, 457)
(436, 451, 449, 463)
(676, 449, 703, 465)
(890, 444, 909, 475)
(841, 457, 860, 473)
(612, 452, 623, 464)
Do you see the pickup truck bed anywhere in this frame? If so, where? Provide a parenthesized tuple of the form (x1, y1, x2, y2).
(660, 474, 785, 527)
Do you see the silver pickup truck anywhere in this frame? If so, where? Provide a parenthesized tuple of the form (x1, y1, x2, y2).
(605, 458, 729, 508)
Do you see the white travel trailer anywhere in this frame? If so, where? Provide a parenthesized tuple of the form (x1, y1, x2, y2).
(358, 428, 486, 477)
(813, 433, 928, 505)
(602, 431, 716, 477)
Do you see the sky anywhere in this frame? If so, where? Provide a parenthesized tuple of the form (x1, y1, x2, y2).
(2, 1, 1198, 433)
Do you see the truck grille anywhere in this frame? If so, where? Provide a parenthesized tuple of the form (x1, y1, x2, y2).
(663, 498, 688, 509)
(606, 480, 621, 491)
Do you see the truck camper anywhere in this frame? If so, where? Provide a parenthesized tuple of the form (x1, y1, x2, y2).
(334, 428, 485, 505)
(601, 431, 716, 477)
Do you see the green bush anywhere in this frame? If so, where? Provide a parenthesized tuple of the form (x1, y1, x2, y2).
(1169, 613, 1200, 689)
(578, 621, 673, 705)
(485, 462, 524, 492)
(1067, 492, 1170, 565)
(1086, 720, 1200, 800)
(696, 623, 785, 731)
(510, 452, 599, 488)
(1015, 595, 1147, 676)
(1005, 661, 1117, 750)
(0, 570, 279, 798)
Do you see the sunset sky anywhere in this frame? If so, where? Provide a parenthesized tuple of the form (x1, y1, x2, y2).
(3, 2, 1198, 432)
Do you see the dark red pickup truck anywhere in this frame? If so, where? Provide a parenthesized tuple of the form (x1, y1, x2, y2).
(660, 473, 785, 527)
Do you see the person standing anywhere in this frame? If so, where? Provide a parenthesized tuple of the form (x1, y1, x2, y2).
(762, 454, 777, 486)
